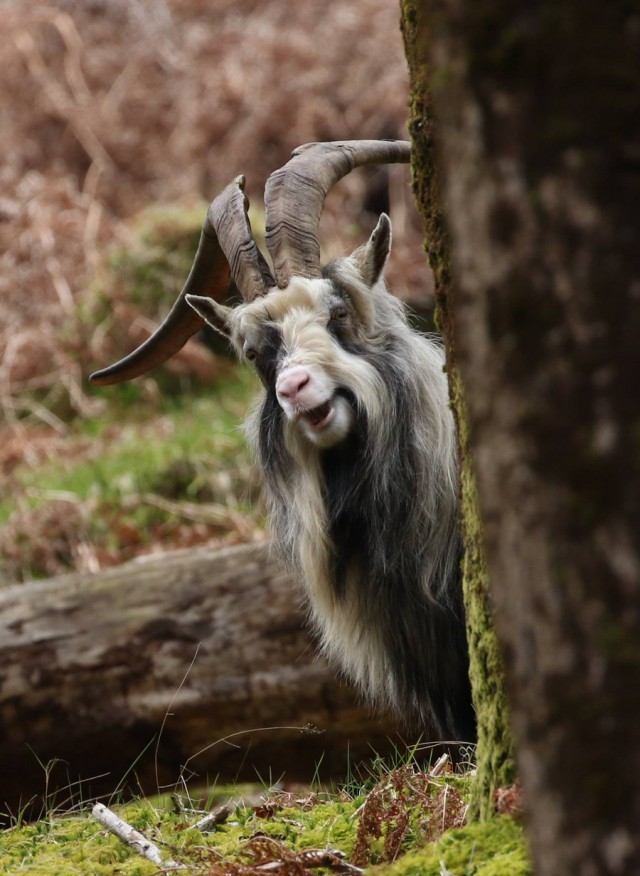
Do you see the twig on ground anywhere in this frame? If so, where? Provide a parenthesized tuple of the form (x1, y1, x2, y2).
(193, 803, 235, 830)
(294, 849, 364, 874)
(429, 753, 450, 777)
(92, 802, 186, 869)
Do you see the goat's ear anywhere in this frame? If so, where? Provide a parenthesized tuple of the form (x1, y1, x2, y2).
(353, 213, 391, 287)
(186, 294, 233, 337)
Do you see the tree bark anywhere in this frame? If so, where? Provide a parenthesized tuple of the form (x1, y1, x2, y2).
(400, 0, 515, 821)
(0, 543, 399, 820)
(405, 1, 640, 873)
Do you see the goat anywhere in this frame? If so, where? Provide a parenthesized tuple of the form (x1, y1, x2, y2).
(91, 141, 475, 742)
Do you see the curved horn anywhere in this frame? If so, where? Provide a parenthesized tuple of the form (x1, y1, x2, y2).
(90, 176, 274, 386)
(264, 139, 411, 288)
(213, 175, 275, 301)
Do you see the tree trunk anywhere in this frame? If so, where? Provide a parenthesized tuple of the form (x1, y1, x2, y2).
(400, 0, 516, 821)
(404, 1, 640, 873)
(0, 543, 399, 821)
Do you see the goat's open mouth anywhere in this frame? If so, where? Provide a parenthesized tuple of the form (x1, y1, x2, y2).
(301, 400, 333, 429)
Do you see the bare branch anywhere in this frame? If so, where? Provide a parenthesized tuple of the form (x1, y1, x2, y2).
(92, 802, 186, 869)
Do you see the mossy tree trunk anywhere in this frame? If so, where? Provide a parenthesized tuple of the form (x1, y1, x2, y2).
(400, 1, 515, 821)
(401, 1, 640, 873)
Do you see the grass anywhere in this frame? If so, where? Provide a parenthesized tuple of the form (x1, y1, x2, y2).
(13, 373, 256, 503)
(0, 366, 262, 584)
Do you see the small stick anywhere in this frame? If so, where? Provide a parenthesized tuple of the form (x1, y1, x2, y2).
(191, 789, 272, 831)
(92, 802, 185, 869)
(296, 849, 364, 875)
(429, 753, 450, 778)
(193, 803, 234, 830)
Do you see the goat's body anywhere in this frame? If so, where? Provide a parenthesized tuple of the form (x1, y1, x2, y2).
(90, 140, 474, 742)
(244, 262, 475, 741)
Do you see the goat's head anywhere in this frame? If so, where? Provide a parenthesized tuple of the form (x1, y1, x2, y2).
(187, 212, 392, 449)
(90, 140, 411, 450)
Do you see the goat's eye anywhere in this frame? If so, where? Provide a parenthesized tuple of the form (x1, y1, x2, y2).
(245, 347, 257, 362)
(331, 307, 349, 323)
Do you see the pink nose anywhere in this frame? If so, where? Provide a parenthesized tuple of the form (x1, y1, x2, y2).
(276, 366, 311, 401)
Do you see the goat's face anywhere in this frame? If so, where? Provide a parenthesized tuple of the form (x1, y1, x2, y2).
(187, 215, 391, 449)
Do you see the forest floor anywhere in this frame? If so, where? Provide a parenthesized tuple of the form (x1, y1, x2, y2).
(1, 762, 529, 876)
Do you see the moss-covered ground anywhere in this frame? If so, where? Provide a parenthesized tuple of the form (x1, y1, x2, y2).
(1, 769, 530, 875)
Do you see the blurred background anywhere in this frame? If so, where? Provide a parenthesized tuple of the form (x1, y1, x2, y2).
(0, 0, 431, 584)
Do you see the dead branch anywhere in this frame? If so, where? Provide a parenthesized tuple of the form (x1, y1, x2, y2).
(0, 542, 400, 820)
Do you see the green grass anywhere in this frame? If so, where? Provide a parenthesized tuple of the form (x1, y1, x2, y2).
(0, 366, 262, 583)
(26, 373, 255, 503)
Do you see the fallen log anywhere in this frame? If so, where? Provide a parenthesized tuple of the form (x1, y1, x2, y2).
(0, 543, 401, 819)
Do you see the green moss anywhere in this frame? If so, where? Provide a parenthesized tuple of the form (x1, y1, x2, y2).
(400, 0, 516, 819)
(1, 786, 529, 875)
(452, 374, 515, 819)
(372, 816, 530, 876)
(1, 797, 364, 873)
(0, 811, 157, 875)
(213, 797, 365, 860)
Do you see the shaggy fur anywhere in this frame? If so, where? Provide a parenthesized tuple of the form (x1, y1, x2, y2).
(187, 217, 475, 741)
